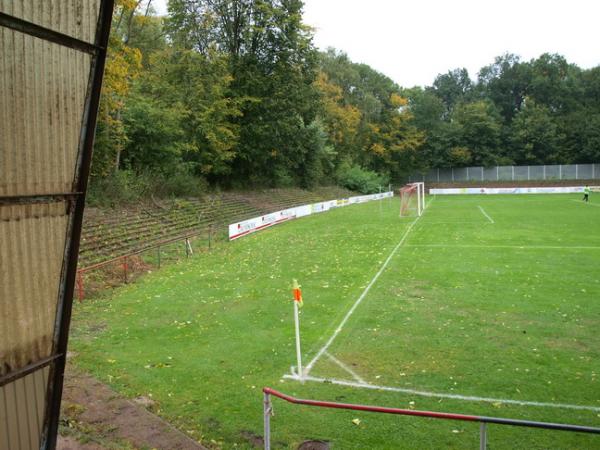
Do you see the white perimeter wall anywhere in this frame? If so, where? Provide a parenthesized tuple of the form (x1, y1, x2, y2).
(229, 192, 393, 240)
(430, 186, 586, 195)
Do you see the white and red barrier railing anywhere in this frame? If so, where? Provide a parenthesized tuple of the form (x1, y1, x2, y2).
(262, 387, 600, 450)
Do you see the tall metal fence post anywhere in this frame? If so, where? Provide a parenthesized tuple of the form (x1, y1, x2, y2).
(264, 392, 272, 450)
(157, 245, 161, 268)
(480, 423, 487, 450)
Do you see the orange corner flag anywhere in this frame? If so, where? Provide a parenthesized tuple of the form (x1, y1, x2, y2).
(292, 279, 303, 308)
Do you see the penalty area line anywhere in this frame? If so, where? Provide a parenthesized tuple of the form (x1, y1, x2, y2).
(282, 374, 600, 413)
(477, 205, 495, 223)
(302, 213, 424, 377)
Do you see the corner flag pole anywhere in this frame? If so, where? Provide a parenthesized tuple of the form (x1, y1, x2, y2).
(292, 279, 303, 379)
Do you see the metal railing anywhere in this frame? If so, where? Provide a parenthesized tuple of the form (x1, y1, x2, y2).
(409, 163, 600, 183)
(262, 388, 600, 450)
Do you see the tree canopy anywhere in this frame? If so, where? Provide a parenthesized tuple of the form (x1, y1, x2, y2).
(92, 0, 600, 197)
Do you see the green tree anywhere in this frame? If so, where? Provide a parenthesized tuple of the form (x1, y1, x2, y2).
(478, 53, 531, 123)
(452, 101, 502, 166)
(431, 68, 473, 118)
(510, 101, 560, 164)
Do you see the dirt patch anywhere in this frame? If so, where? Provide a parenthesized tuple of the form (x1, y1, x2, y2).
(59, 364, 207, 450)
(240, 430, 264, 448)
(298, 440, 330, 450)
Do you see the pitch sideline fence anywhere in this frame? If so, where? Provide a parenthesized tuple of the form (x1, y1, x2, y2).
(409, 163, 600, 183)
(262, 388, 600, 450)
(76, 226, 215, 301)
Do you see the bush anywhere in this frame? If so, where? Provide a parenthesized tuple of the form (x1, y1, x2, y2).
(87, 170, 207, 207)
(336, 164, 389, 194)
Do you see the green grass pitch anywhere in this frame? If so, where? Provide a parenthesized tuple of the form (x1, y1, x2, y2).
(71, 194, 600, 449)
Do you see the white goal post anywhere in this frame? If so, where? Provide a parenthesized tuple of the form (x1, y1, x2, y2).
(399, 182, 425, 217)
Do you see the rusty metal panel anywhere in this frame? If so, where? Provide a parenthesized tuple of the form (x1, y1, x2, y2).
(0, 27, 91, 197)
(0, 0, 100, 44)
(0, 366, 49, 450)
(0, 203, 68, 376)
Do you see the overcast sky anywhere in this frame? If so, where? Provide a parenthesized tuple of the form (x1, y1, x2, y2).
(152, 0, 599, 88)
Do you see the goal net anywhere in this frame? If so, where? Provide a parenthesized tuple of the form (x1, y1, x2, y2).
(399, 182, 425, 217)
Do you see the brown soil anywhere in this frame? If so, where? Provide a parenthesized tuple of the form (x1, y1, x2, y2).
(58, 364, 207, 450)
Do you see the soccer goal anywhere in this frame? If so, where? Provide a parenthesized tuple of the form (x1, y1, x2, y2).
(399, 182, 425, 217)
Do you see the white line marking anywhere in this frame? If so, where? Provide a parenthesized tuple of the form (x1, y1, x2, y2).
(324, 352, 366, 384)
(303, 214, 424, 377)
(478, 206, 494, 223)
(421, 221, 491, 225)
(570, 199, 600, 208)
(282, 374, 600, 412)
(406, 244, 600, 250)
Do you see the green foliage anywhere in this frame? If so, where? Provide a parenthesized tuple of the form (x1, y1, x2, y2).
(452, 100, 503, 166)
(510, 101, 560, 164)
(335, 163, 389, 194)
(87, 169, 207, 207)
(92, 1, 600, 200)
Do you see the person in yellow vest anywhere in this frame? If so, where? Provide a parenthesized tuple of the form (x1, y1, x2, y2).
(583, 185, 590, 202)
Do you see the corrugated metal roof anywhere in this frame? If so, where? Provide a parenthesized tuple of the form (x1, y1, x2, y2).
(0, 203, 68, 376)
(0, 27, 91, 197)
(1, 1, 111, 448)
(0, 0, 100, 43)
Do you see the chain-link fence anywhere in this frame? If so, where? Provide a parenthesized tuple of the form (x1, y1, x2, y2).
(409, 164, 600, 183)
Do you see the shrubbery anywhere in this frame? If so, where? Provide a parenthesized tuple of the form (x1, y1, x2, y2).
(336, 164, 389, 194)
(87, 170, 207, 207)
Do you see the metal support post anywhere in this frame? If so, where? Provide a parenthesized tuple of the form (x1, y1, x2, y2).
(480, 422, 487, 450)
(294, 300, 303, 379)
(264, 392, 272, 450)
(157, 245, 161, 268)
(76, 271, 84, 302)
(185, 237, 193, 257)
